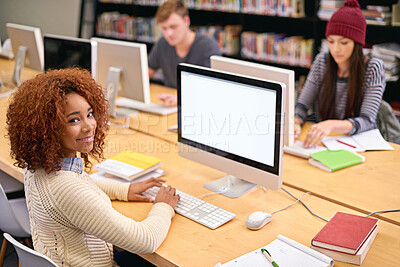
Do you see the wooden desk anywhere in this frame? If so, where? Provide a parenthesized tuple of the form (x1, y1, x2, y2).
(104, 127, 400, 267)
(123, 85, 400, 225)
(1, 58, 399, 266)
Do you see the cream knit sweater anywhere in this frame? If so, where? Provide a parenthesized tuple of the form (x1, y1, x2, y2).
(24, 168, 175, 266)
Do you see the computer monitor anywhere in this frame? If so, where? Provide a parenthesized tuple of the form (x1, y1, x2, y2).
(178, 63, 285, 198)
(210, 56, 295, 147)
(92, 37, 177, 116)
(44, 34, 97, 78)
(6, 23, 44, 85)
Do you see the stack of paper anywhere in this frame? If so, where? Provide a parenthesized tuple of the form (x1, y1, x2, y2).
(94, 150, 162, 181)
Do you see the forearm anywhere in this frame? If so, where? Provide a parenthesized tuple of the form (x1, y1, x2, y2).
(326, 119, 353, 134)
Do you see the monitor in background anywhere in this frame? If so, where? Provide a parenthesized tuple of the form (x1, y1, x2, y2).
(92, 37, 176, 116)
(210, 56, 295, 147)
(178, 63, 285, 198)
(6, 23, 44, 86)
(44, 34, 97, 78)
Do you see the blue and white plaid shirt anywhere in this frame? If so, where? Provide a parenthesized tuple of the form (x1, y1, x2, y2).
(60, 157, 84, 174)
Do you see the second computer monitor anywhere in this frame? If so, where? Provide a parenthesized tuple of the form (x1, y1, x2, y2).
(92, 37, 150, 104)
(44, 34, 96, 77)
(178, 63, 285, 198)
(211, 56, 295, 147)
(6, 23, 44, 72)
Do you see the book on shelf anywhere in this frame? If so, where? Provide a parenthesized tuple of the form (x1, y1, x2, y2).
(311, 224, 378, 265)
(94, 150, 162, 181)
(373, 42, 400, 58)
(366, 5, 390, 12)
(308, 150, 364, 172)
(311, 212, 378, 255)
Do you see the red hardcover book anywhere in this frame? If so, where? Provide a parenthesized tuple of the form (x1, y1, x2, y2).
(311, 212, 378, 255)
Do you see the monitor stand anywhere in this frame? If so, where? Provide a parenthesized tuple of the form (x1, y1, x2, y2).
(12, 46, 26, 86)
(204, 175, 257, 198)
(106, 66, 138, 119)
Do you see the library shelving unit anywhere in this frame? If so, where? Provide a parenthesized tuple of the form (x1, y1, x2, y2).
(91, 0, 400, 103)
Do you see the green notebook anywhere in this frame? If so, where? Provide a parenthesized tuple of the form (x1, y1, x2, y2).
(309, 150, 365, 172)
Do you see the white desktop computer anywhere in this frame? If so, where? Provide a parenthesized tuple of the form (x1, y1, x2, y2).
(177, 63, 285, 198)
(44, 34, 97, 79)
(6, 23, 44, 86)
(92, 37, 176, 116)
(210, 56, 295, 147)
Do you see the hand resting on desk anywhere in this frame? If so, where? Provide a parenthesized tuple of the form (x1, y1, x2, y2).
(158, 93, 177, 106)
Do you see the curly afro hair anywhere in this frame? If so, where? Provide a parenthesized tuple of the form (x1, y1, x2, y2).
(6, 68, 109, 173)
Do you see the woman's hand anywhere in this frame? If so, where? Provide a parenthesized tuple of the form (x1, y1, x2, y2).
(294, 117, 302, 140)
(303, 120, 336, 148)
(128, 177, 166, 202)
(154, 185, 180, 209)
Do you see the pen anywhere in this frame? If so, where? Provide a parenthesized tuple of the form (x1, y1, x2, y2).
(261, 249, 279, 267)
(336, 139, 356, 149)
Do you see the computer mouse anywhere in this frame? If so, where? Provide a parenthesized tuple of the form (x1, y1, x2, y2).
(246, 211, 273, 230)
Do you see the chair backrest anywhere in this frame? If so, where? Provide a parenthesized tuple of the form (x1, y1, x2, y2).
(0, 170, 24, 193)
(0, 184, 30, 237)
(3, 233, 58, 267)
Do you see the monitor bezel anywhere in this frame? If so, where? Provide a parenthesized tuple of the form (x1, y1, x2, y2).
(43, 34, 94, 75)
(177, 63, 284, 175)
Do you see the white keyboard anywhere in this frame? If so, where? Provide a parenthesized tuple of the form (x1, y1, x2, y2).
(142, 186, 236, 229)
(116, 97, 177, 115)
(284, 140, 327, 159)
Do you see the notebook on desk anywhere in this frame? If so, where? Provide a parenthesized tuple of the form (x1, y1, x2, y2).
(322, 129, 394, 152)
(219, 235, 334, 267)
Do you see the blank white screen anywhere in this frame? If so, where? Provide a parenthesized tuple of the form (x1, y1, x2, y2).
(181, 71, 277, 167)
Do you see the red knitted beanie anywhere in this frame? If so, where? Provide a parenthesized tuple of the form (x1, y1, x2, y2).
(325, 0, 366, 46)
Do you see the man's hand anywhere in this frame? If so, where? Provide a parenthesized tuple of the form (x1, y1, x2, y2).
(157, 93, 177, 106)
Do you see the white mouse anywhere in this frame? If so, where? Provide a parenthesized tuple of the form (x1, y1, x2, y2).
(246, 211, 273, 230)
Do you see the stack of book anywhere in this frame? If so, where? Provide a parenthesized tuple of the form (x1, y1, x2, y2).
(372, 43, 400, 82)
(192, 25, 242, 56)
(362, 5, 392, 26)
(317, 0, 344, 21)
(311, 212, 378, 265)
(94, 150, 163, 181)
(241, 31, 314, 67)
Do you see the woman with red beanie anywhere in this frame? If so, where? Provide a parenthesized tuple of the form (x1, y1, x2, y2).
(294, 0, 385, 148)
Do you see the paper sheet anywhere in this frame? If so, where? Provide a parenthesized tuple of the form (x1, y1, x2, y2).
(221, 235, 334, 267)
(89, 169, 165, 183)
(322, 129, 394, 152)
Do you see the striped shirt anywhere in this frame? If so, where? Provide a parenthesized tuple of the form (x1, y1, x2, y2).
(295, 52, 385, 135)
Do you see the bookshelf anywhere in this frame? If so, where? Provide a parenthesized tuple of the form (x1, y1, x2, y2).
(90, 0, 400, 103)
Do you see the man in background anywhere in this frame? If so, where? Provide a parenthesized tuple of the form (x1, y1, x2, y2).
(148, 0, 222, 105)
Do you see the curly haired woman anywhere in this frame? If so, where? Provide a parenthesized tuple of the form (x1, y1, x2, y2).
(6, 68, 179, 266)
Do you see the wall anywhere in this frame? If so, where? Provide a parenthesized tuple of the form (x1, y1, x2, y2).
(0, 0, 81, 42)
